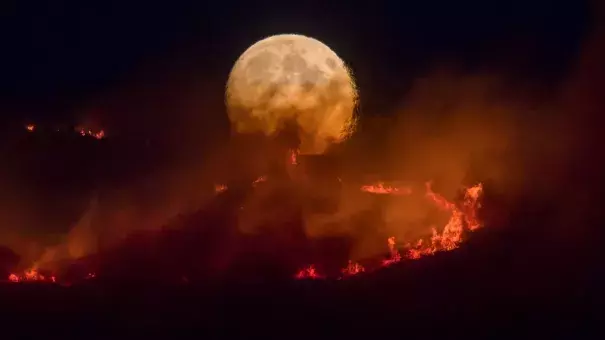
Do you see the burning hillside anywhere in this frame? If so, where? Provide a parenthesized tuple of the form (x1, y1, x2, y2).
(295, 181, 482, 279)
(23, 123, 106, 140)
(5, 145, 483, 285)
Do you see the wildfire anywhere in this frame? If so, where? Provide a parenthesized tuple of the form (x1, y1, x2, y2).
(382, 236, 403, 266)
(296, 182, 484, 279)
(78, 128, 105, 139)
(7, 269, 96, 284)
(289, 149, 299, 165)
(7, 268, 56, 283)
(23, 123, 106, 139)
(295, 265, 323, 279)
(341, 260, 365, 276)
(252, 175, 267, 187)
(6, 157, 482, 284)
(360, 182, 412, 195)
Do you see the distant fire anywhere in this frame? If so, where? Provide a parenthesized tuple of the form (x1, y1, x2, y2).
(7, 268, 56, 283)
(23, 123, 105, 139)
(295, 265, 323, 279)
(381, 236, 403, 266)
(7, 267, 96, 284)
(341, 260, 365, 276)
(289, 149, 299, 165)
(6, 139, 482, 285)
(252, 175, 268, 187)
(78, 128, 105, 140)
(361, 182, 412, 195)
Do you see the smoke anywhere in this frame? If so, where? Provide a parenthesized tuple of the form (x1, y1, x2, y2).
(297, 69, 575, 260)
(2, 10, 600, 275)
(39, 64, 585, 271)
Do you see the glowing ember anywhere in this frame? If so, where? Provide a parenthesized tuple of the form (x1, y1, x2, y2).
(77, 127, 105, 139)
(462, 183, 483, 231)
(295, 265, 323, 279)
(93, 130, 105, 139)
(25, 124, 35, 132)
(289, 149, 299, 165)
(252, 176, 267, 187)
(382, 236, 402, 266)
(360, 182, 412, 195)
(8, 268, 56, 283)
(341, 260, 365, 276)
(215, 184, 228, 193)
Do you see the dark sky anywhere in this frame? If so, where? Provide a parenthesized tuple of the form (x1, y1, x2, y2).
(1, 0, 592, 124)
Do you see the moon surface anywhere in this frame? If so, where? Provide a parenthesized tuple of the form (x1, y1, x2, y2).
(225, 34, 358, 154)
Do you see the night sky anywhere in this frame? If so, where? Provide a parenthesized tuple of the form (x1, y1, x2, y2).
(2, 1, 591, 125)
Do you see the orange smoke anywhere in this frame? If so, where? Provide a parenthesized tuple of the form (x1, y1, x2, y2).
(296, 182, 483, 279)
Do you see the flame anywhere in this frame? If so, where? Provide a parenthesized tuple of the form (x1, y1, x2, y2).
(77, 127, 105, 139)
(7, 268, 94, 284)
(289, 149, 299, 165)
(341, 260, 365, 276)
(7, 268, 56, 283)
(360, 182, 412, 195)
(296, 182, 483, 278)
(295, 265, 323, 279)
(214, 184, 228, 193)
(7, 167, 482, 284)
(252, 176, 267, 187)
(23, 123, 105, 139)
(382, 236, 403, 266)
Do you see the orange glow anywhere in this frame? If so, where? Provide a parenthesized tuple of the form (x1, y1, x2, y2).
(77, 127, 106, 139)
(25, 124, 35, 132)
(296, 182, 483, 279)
(341, 260, 365, 276)
(295, 265, 323, 279)
(8, 268, 57, 283)
(252, 176, 267, 187)
(289, 149, 299, 165)
(360, 182, 412, 195)
(8, 167, 482, 284)
(382, 236, 403, 266)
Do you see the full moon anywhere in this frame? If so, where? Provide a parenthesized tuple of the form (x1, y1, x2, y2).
(225, 34, 358, 155)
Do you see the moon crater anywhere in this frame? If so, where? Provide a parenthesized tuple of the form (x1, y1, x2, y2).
(226, 34, 358, 155)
